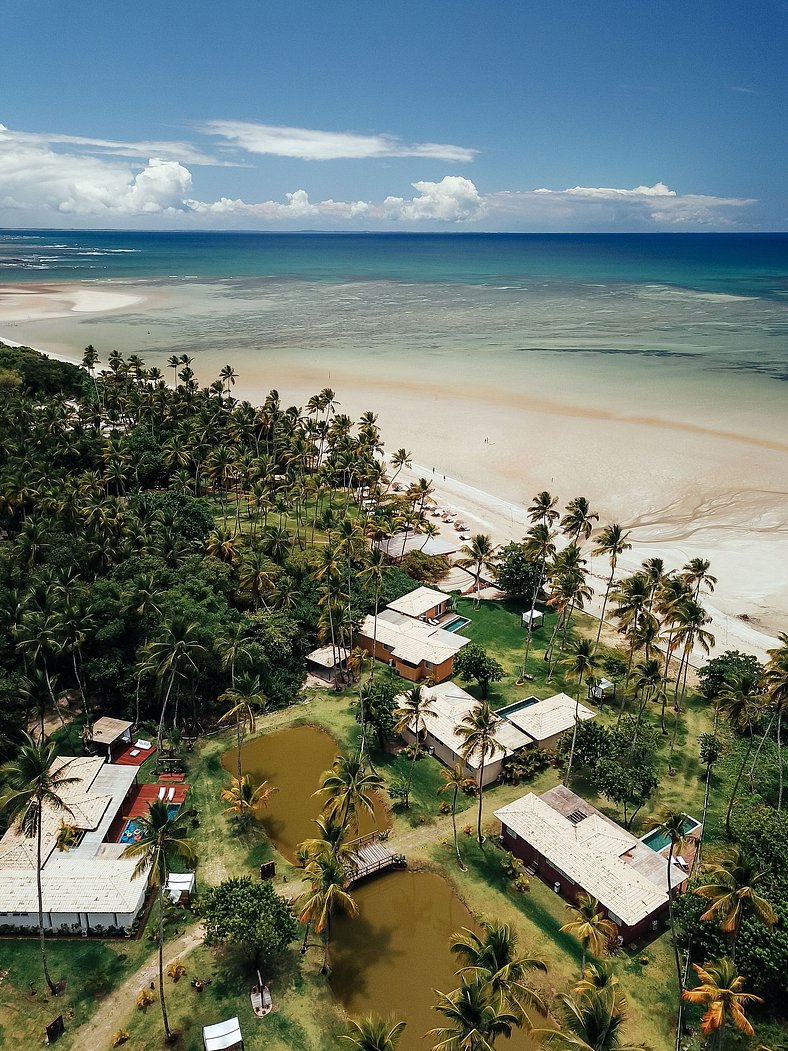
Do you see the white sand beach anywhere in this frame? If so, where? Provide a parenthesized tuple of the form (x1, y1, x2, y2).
(1, 279, 785, 664)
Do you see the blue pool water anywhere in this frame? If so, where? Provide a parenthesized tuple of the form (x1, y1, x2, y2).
(496, 696, 540, 718)
(443, 616, 471, 633)
(119, 804, 180, 843)
(640, 816, 699, 853)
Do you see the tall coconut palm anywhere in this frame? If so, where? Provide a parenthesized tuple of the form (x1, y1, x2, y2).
(573, 961, 627, 1016)
(562, 639, 598, 790)
(533, 985, 647, 1051)
(143, 618, 208, 755)
(682, 959, 762, 1051)
(121, 800, 196, 1043)
(457, 534, 499, 608)
(0, 733, 79, 994)
(429, 977, 520, 1051)
(528, 490, 560, 529)
(343, 1016, 407, 1051)
(394, 686, 437, 809)
(439, 763, 475, 871)
(560, 895, 618, 974)
(458, 702, 501, 844)
(649, 811, 690, 1014)
(681, 558, 717, 600)
(592, 524, 632, 649)
(520, 523, 557, 681)
(451, 919, 547, 1025)
(765, 632, 788, 810)
(561, 497, 599, 547)
(694, 848, 777, 964)
(218, 673, 266, 783)
(296, 852, 357, 973)
(315, 752, 383, 834)
(717, 671, 763, 836)
(360, 547, 387, 685)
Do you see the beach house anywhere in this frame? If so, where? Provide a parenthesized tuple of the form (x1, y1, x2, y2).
(398, 681, 532, 786)
(496, 693, 596, 752)
(495, 785, 701, 942)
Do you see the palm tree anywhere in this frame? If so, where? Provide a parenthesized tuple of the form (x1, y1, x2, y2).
(532, 985, 647, 1051)
(451, 919, 547, 1024)
(343, 1016, 406, 1051)
(562, 639, 598, 789)
(143, 618, 208, 754)
(315, 752, 383, 834)
(528, 490, 560, 528)
(561, 497, 599, 546)
(439, 764, 475, 871)
(220, 773, 276, 830)
(592, 524, 632, 649)
(560, 894, 618, 973)
(573, 961, 627, 1015)
(717, 671, 763, 836)
(429, 977, 520, 1050)
(457, 534, 498, 608)
(0, 733, 79, 994)
(682, 959, 762, 1051)
(394, 686, 437, 808)
(458, 702, 501, 844)
(297, 812, 353, 865)
(360, 547, 387, 685)
(520, 524, 557, 681)
(120, 800, 196, 1043)
(218, 673, 266, 783)
(681, 558, 717, 600)
(694, 848, 777, 963)
(296, 852, 357, 973)
(765, 632, 788, 810)
(649, 811, 690, 1014)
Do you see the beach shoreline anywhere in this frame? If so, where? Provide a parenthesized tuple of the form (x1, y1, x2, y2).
(1, 278, 784, 663)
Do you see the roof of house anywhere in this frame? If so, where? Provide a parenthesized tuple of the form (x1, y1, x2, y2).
(494, 785, 685, 929)
(306, 645, 349, 668)
(387, 586, 451, 619)
(360, 610, 470, 667)
(0, 755, 147, 919)
(88, 716, 133, 745)
(374, 533, 460, 559)
(504, 692, 596, 743)
(400, 681, 531, 770)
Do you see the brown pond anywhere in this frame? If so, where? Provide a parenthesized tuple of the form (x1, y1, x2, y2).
(331, 871, 537, 1051)
(223, 724, 386, 861)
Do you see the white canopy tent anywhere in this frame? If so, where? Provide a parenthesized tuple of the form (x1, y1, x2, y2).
(203, 1016, 243, 1051)
(167, 871, 196, 902)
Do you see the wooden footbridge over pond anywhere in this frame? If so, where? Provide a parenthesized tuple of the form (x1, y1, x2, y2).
(345, 831, 406, 886)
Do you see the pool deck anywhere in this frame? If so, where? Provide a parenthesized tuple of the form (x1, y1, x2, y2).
(106, 781, 190, 842)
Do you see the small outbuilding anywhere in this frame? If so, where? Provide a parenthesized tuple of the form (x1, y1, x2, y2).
(86, 717, 133, 762)
(588, 677, 616, 704)
(167, 872, 196, 905)
(521, 610, 544, 630)
(305, 645, 349, 684)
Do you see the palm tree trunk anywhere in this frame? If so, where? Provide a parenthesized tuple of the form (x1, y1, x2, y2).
(156, 669, 176, 755)
(667, 840, 683, 1006)
(37, 810, 57, 995)
(725, 733, 754, 837)
(158, 883, 172, 1041)
(564, 676, 584, 789)
(322, 913, 331, 974)
(777, 708, 784, 812)
(594, 567, 615, 648)
(300, 921, 311, 954)
(748, 710, 775, 789)
(237, 712, 243, 784)
(452, 786, 465, 870)
(476, 758, 486, 844)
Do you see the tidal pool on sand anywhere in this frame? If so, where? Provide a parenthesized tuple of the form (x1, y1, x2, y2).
(331, 870, 537, 1051)
(222, 724, 386, 861)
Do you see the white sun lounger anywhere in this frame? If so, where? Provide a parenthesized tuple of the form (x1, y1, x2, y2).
(167, 787, 176, 801)
(157, 787, 166, 800)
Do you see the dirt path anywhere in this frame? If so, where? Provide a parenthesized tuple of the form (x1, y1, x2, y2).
(70, 925, 204, 1051)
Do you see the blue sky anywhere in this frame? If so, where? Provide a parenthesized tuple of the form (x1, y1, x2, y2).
(2, 0, 786, 230)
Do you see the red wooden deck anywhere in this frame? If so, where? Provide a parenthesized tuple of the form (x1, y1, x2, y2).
(113, 742, 157, 767)
(106, 782, 191, 842)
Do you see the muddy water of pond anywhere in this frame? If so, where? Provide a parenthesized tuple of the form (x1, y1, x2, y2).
(331, 870, 536, 1051)
(223, 724, 386, 861)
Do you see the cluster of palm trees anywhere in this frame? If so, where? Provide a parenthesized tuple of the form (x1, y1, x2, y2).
(295, 751, 383, 973)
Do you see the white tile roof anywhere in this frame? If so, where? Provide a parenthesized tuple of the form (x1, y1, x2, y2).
(360, 612, 469, 667)
(494, 788, 685, 928)
(0, 755, 148, 918)
(387, 586, 450, 619)
(505, 692, 596, 743)
(88, 716, 133, 745)
(399, 682, 531, 770)
(306, 644, 349, 668)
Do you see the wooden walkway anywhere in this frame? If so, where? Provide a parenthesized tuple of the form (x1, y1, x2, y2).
(345, 831, 405, 885)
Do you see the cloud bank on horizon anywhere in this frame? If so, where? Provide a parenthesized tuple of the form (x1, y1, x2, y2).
(0, 121, 755, 230)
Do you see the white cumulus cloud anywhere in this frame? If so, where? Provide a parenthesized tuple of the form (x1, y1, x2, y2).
(383, 176, 485, 221)
(200, 120, 477, 163)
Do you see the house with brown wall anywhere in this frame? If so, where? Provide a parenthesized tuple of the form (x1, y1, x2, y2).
(358, 607, 469, 682)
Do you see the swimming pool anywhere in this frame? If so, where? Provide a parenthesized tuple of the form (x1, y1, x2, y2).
(640, 816, 700, 853)
(119, 804, 180, 844)
(443, 616, 471, 633)
(496, 696, 540, 718)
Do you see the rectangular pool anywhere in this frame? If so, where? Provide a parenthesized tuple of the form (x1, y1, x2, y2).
(119, 804, 180, 844)
(496, 696, 540, 718)
(640, 816, 700, 853)
(442, 616, 471, 633)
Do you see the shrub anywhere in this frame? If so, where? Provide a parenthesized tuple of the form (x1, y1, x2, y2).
(136, 987, 155, 1009)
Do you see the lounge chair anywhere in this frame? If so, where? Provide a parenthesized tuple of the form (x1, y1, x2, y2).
(167, 787, 176, 801)
(157, 787, 166, 800)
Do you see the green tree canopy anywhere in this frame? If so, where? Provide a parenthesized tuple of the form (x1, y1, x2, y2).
(201, 877, 297, 968)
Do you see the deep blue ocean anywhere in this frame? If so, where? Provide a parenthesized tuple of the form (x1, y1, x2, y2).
(1, 230, 787, 300)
